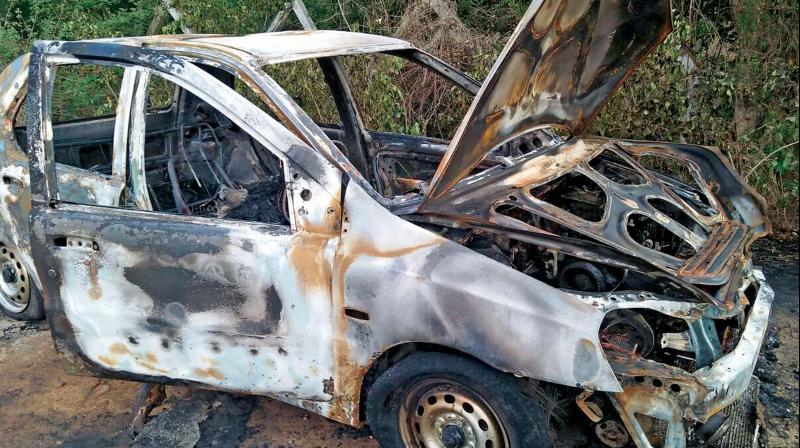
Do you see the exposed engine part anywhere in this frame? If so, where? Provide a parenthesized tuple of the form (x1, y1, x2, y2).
(558, 261, 620, 292)
(626, 213, 697, 259)
(595, 419, 630, 447)
(600, 310, 655, 358)
(575, 390, 603, 423)
(660, 331, 694, 352)
(466, 234, 513, 267)
(696, 412, 732, 444)
(544, 249, 559, 280)
(531, 171, 607, 222)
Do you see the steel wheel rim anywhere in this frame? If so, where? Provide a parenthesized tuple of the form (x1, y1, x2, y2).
(400, 378, 510, 448)
(0, 245, 30, 313)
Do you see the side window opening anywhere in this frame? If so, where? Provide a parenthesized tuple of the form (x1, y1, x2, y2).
(146, 75, 176, 112)
(264, 59, 339, 127)
(50, 63, 125, 174)
(139, 70, 290, 226)
(343, 53, 472, 140)
(337, 53, 474, 198)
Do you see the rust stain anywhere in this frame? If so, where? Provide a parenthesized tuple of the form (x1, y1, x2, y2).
(327, 229, 441, 424)
(194, 367, 225, 381)
(109, 343, 130, 355)
(97, 343, 130, 368)
(288, 233, 334, 296)
(299, 195, 341, 235)
(98, 355, 117, 367)
(136, 352, 169, 374)
(82, 259, 102, 300)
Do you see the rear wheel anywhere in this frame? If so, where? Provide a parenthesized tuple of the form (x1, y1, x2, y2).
(366, 351, 554, 448)
(0, 243, 44, 321)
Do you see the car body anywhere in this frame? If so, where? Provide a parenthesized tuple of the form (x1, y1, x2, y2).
(0, 1, 773, 447)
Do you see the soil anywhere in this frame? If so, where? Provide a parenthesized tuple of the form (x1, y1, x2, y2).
(751, 238, 800, 448)
(0, 239, 796, 448)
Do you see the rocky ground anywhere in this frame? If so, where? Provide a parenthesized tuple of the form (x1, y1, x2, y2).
(0, 239, 796, 448)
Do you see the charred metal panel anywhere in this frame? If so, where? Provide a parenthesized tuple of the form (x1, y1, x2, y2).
(328, 182, 621, 423)
(31, 203, 337, 400)
(616, 140, 770, 238)
(424, 0, 672, 203)
(188, 31, 413, 65)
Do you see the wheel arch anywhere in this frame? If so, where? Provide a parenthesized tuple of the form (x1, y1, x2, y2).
(357, 341, 497, 424)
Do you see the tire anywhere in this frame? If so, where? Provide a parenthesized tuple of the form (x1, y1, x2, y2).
(366, 351, 554, 448)
(0, 243, 45, 321)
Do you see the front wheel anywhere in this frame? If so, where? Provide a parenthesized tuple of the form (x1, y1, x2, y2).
(366, 351, 554, 448)
(0, 243, 44, 321)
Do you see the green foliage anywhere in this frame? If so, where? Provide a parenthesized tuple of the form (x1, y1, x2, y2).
(1, 0, 158, 120)
(2, 0, 797, 228)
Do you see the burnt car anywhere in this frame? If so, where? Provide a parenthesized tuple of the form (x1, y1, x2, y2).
(0, 1, 773, 447)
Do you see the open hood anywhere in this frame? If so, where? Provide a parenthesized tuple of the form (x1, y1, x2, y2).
(423, 0, 672, 204)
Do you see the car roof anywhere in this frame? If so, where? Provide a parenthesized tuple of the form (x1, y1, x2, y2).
(101, 30, 415, 65)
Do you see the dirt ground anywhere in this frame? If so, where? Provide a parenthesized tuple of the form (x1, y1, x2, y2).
(0, 239, 797, 448)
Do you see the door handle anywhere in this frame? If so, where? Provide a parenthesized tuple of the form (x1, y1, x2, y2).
(53, 236, 98, 251)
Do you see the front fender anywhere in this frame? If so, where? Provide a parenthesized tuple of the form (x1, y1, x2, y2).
(336, 183, 621, 393)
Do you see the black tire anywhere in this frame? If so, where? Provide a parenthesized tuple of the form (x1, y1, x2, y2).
(0, 243, 45, 321)
(366, 351, 554, 448)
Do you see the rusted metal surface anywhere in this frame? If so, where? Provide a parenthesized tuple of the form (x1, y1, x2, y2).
(423, 0, 673, 203)
(3, 2, 775, 447)
(607, 272, 773, 448)
(411, 136, 769, 312)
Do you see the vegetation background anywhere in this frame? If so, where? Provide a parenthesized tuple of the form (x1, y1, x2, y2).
(1, 0, 798, 231)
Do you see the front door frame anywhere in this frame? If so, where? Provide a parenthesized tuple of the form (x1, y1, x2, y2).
(26, 40, 346, 403)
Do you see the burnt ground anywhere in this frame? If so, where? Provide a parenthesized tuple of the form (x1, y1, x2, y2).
(0, 239, 797, 448)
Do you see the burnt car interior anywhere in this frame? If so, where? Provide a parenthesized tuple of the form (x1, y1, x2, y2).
(26, 63, 291, 226)
(136, 67, 289, 225)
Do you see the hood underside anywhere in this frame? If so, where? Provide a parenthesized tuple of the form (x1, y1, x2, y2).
(423, 0, 672, 204)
